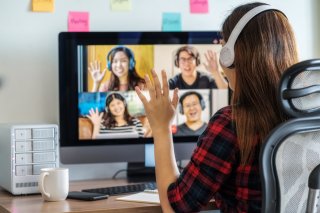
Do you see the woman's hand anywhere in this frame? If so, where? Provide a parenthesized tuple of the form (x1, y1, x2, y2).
(88, 60, 107, 83)
(86, 108, 103, 125)
(135, 70, 179, 135)
(86, 108, 103, 139)
(136, 70, 179, 213)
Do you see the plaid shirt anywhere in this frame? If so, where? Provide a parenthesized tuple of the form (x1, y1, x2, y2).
(168, 106, 261, 213)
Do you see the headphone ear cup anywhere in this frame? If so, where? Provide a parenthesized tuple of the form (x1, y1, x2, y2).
(107, 61, 112, 71)
(106, 50, 112, 71)
(200, 99, 206, 110)
(178, 103, 184, 114)
(174, 55, 179, 68)
(219, 45, 235, 68)
(196, 56, 201, 66)
(129, 58, 135, 71)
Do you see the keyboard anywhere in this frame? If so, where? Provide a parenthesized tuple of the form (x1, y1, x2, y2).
(82, 182, 157, 196)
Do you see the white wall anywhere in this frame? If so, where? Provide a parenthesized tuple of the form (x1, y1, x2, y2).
(0, 0, 319, 180)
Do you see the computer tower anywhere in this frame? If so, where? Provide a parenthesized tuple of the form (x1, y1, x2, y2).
(0, 124, 59, 195)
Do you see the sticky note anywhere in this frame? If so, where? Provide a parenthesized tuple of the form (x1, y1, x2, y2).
(68, 12, 90, 32)
(162, 13, 182, 32)
(190, 0, 209, 14)
(110, 0, 132, 11)
(32, 0, 54, 12)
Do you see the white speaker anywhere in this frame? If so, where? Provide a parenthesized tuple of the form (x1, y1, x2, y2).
(0, 124, 59, 195)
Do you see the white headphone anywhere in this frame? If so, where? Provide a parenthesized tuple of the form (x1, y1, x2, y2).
(219, 5, 277, 68)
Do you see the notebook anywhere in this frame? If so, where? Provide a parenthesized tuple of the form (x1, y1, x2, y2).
(116, 189, 160, 204)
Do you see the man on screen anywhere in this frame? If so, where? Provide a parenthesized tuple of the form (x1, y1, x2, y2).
(168, 45, 228, 90)
(174, 91, 207, 136)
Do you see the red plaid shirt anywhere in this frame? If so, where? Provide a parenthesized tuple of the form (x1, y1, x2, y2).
(168, 106, 262, 213)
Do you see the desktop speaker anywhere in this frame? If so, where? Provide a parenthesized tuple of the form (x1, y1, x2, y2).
(0, 124, 59, 195)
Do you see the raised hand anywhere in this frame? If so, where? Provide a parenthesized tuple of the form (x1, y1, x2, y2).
(86, 107, 103, 139)
(135, 70, 179, 135)
(203, 50, 219, 76)
(86, 108, 103, 125)
(204, 50, 228, 89)
(88, 60, 107, 83)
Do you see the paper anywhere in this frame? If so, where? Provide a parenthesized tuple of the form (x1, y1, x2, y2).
(190, 0, 209, 14)
(162, 13, 182, 32)
(32, 0, 54, 12)
(116, 191, 160, 204)
(110, 0, 132, 11)
(68, 12, 90, 32)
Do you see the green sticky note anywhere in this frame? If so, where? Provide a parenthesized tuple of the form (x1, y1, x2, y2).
(110, 0, 132, 11)
(162, 13, 182, 31)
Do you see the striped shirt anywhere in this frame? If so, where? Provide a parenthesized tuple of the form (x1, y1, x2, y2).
(99, 118, 144, 139)
(167, 106, 261, 212)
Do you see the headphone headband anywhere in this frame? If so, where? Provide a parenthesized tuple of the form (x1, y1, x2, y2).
(220, 5, 279, 68)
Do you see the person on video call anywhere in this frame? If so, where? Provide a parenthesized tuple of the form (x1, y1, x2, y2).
(89, 46, 146, 92)
(135, 2, 299, 212)
(174, 91, 207, 136)
(87, 92, 144, 139)
(169, 45, 228, 90)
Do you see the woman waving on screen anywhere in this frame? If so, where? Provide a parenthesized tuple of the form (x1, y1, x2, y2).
(87, 92, 144, 139)
(89, 46, 146, 92)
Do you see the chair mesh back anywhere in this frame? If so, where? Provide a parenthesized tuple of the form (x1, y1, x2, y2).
(291, 71, 320, 111)
(275, 130, 320, 213)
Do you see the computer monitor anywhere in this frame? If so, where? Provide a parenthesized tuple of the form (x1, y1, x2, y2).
(58, 32, 229, 178)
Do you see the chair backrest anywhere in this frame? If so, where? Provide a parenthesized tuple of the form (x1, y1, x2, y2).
(260, 59, 320, 213)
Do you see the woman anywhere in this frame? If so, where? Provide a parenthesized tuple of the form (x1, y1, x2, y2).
(135, 2, 298, 212)
(89, 46, 146, 92)
(87, 92, 144, 139)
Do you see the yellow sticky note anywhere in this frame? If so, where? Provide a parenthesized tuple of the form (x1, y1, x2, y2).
(32, 0, 54, 12)
(110, 0, 132, 11)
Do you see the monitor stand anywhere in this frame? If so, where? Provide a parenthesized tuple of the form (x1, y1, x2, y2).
(126, 162, 155, 183)
(127, 144, 156, 182)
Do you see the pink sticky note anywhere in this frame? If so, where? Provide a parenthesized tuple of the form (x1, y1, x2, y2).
(190, 0, 209, 14)
(68, 12, 89, 32)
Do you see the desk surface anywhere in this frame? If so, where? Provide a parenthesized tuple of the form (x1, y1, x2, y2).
(0, 179, 216, 213)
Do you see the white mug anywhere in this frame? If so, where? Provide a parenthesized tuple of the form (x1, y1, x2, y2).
(38, 168, 69, 201)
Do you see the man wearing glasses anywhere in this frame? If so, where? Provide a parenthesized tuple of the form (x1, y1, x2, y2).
(169, 45, 227, 90)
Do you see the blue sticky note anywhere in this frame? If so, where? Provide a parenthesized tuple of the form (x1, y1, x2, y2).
(162, 13, 181, 31)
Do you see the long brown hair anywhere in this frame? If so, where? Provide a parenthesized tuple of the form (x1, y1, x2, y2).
(107, 47, 145, 91)
(102, 93, 133, 128)
(222, 2, 299, 164)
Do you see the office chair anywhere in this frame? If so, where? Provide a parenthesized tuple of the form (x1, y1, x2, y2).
(260, 59, 320, 213)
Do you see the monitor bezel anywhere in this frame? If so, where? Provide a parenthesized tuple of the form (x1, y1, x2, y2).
(58, 31, 223, 147)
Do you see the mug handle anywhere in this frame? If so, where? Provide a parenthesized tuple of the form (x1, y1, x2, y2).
(39, 172, 50, 198)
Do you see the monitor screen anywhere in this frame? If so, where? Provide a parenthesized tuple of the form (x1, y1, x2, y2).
(59, 32, 229, 165)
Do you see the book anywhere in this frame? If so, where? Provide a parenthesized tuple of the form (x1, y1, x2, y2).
(116, 189, 160, 204)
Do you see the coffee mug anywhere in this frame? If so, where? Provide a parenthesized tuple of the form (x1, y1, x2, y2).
(38, 168, 69, 201)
